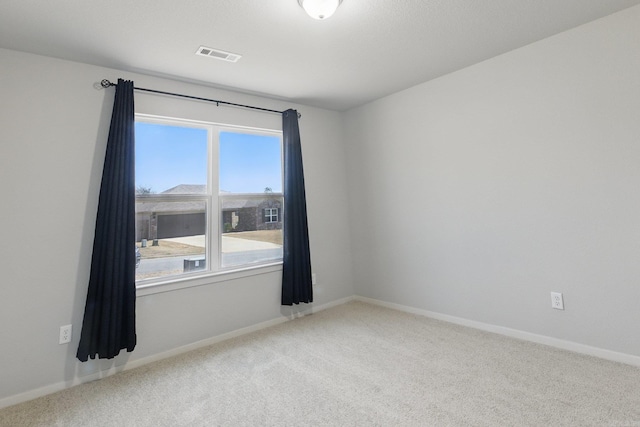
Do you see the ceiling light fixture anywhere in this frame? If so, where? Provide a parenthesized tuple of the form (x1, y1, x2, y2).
(297, 0, 343, 20)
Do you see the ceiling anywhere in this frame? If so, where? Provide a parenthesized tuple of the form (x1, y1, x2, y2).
(2, 0, 639, 111)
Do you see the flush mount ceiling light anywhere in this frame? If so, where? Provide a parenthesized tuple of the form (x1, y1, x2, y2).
(298, 0, 343, 20)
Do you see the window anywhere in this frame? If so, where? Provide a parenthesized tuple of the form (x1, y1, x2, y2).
(134, 115, 283, 283)
(264, 208, 279, 223)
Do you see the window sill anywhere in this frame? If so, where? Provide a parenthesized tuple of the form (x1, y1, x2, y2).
(136, 262, 283, 297)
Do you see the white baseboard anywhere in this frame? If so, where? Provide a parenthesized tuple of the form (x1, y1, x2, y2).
(8, 293, 634, 410)
(355, 296, 640, 368)
(0, 295, 355, 410)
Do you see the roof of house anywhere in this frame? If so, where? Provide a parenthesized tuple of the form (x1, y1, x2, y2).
(222, 198, 278, 210)
(161, 184, 206, 194)
(136, 201, 205, 215)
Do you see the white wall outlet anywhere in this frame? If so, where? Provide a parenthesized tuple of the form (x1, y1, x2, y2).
(550, 292, 564, 310)
(312, 273, 317, 285)
(59, 324, 72, 344)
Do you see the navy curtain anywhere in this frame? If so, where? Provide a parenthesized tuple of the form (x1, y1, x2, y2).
(77, 79, 137, 361)
(281, 109, 313, 305)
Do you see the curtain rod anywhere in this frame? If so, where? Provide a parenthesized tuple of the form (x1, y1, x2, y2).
(100, 79, 300, 118)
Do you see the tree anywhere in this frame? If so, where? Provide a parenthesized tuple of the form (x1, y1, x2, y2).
(136, 186, 155, 195)
(264, 187, 273, 193)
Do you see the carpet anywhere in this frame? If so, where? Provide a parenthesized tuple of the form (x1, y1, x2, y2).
(1, 301, 639, 426)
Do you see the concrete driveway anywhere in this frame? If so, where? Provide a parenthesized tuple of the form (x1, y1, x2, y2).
(162, 234, 281, 253)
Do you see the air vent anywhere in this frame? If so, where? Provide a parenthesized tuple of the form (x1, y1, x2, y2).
(196, 46, 242, 63)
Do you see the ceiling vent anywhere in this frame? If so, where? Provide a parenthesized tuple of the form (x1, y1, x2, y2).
(196, 46, 242, 63)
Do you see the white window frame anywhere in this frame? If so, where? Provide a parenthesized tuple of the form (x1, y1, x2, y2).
(135, 114, 284, 291)
(265, 207, 279, 223)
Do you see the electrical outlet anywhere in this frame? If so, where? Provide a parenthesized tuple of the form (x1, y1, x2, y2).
(312, 273, 317, 285)
(550, 292, 564, 310)
(59, 324, 72, 344)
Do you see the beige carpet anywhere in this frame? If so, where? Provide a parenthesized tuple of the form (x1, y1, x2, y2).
(1, 301, 639, 426)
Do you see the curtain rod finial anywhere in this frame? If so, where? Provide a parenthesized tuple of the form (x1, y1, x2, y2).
(101, 79, 115, 88)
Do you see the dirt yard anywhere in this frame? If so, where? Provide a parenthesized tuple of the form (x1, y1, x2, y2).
(136, 240, 204, 259)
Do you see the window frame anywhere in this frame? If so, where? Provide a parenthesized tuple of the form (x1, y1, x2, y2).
(264, 207, 279, 223)
(134, 113, 284, 291)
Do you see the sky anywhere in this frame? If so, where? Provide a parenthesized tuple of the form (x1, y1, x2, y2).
(135, 121, 282, 194)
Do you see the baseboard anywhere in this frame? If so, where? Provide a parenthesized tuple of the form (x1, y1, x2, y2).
(355, 296, 640, 368)
(10, 293, 634, 410)
(0, 295, 355, 410)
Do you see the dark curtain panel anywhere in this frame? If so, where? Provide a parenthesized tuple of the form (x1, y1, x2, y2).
(281, 109, 313, 305)
(77, 79, 137, 361)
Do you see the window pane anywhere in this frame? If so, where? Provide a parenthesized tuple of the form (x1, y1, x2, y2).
(136, 198, 207, 281)
(135, 122, 208, 194)
(135, 118, 283, 283)
(220, 195, 283, 268)
(219, 132, 281, 194)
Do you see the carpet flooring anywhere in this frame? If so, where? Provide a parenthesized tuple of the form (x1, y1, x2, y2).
(1, 301, 639, 426)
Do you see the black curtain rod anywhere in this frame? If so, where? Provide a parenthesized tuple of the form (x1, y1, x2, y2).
(100, 79, 300, 118)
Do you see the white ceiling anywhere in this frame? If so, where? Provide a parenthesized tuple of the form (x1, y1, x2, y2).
(2, 0, 639, 111)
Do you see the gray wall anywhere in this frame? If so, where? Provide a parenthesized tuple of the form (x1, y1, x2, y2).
(344, 6, 640, 357)
(0, 48, 354, 403)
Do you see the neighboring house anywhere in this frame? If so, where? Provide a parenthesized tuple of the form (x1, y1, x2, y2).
(221, 197, 282, 233)
(136, 184, 282, 241)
